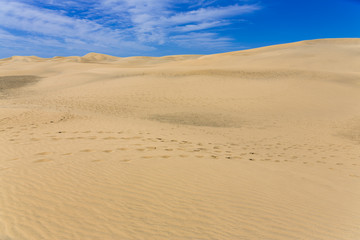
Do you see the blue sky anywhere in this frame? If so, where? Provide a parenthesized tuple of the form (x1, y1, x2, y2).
(0, 0, 359, 58)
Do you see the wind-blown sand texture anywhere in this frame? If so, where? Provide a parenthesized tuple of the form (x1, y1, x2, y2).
(1, 38, 360, 240)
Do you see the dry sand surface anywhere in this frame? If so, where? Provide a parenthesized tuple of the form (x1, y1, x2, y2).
(1, 38, 360, 240)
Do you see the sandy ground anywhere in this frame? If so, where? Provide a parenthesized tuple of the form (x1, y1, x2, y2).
(1, 38, 360, 240)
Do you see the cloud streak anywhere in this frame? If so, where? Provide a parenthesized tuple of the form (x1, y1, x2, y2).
(0, 0, 261, 57)
(99, 0, 260, 44)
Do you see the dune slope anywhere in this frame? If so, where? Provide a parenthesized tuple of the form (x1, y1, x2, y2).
(1, 39, 360, 240)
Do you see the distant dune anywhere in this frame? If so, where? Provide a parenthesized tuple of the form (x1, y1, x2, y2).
(1, 39, 360, 240)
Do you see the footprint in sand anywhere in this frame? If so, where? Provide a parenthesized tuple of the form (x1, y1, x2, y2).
(35, 152, 52, 156)
(349, 174, 360, 178)
(103, 137, 117, 140)
(121, 159, 131, 162)
(80, 149, 93, 153)
(33, 159, 52, 163)
(116, 148, 128, 151)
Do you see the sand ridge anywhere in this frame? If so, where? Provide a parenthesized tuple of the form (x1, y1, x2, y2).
(1, 38, 360, 240)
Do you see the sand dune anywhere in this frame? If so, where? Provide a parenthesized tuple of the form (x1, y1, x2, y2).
(1, 38, 360, 240)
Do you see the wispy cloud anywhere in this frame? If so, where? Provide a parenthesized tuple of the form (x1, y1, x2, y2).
(0, 0, 261, 57)
(99, 0, 260, 44)
(171, 32, 234, 49)
(173, 21, 229, 32)
(168, 4, 259, 25)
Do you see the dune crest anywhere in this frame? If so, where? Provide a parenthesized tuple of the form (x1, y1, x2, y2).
(80, 52, 120, 63)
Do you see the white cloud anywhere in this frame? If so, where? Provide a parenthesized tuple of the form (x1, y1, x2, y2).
(0, 0, 261, 57)
(167, 4, 260, 25)
(173, 21, 229, 32)
(0, 0, 152, 55)
(171, 32, 234, 49)
(0, 28, 16, 40)
(98, 0, 260, 45)
(1, 1, 111, 41)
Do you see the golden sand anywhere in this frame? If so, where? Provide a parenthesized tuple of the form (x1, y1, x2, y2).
(1, 39, 360, 239)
